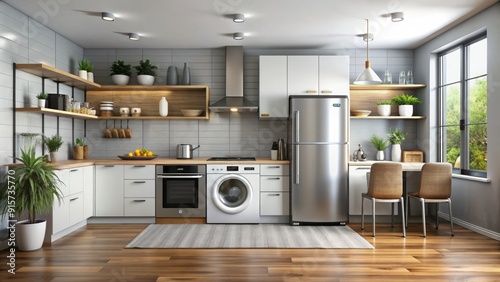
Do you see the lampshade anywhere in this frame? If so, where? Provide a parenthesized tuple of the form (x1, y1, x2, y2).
(233, 14, 245, 23)
(233, 32, 244, 40)
(354, 19, 382, 85)
(129, 33, 140, 41)
(101, 12, 115, 21)
(391, 12, 404, 22)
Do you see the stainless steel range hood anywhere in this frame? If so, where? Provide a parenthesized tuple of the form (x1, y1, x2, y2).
(209, 46, 258, 112)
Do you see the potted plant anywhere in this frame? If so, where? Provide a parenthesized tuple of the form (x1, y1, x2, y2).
(36, 92, 48, 108)
(370, 134, 389, 161)
(134, 59, 158, 85)
(42, 134, 63, 163)
(78, 59, 92, 80)
(0, 145, 63, 251)
(376, 100, 392, 116)
(387, 128, 407, 162)
(110, 60, 132, 85)
(74, 138, 85, 160)
(391, 93, 421, 117)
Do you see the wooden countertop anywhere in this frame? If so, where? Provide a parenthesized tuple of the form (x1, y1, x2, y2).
(5, 158, 290, 170)
(349, 160, 425, 171)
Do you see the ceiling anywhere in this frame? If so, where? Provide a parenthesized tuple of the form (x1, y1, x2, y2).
(3, 0, 498, 49)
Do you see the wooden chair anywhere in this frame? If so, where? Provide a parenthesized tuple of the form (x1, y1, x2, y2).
(407, 162, 454, 237)
(361, 162, 406, 237)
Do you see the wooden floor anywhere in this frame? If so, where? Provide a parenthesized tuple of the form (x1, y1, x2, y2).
(1, 222, 499, 281)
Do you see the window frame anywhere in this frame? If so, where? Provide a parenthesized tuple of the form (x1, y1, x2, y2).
(437, 33, 487, 178)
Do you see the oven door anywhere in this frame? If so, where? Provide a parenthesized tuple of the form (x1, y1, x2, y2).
(156, 173, 206, 217)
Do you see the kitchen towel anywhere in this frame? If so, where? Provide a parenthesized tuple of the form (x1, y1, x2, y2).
(126, 224, 373, 249)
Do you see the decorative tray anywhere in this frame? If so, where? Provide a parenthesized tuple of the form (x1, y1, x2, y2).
(117, 155, 158, 160)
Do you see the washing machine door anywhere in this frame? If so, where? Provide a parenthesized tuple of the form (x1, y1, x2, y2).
(212, 174, 253, 214)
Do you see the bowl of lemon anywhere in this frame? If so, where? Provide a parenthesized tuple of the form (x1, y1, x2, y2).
(118, 148, 158, 160)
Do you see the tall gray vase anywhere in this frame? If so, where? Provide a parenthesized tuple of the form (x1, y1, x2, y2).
(181, 63, 191, 85)
(166, 66, 178, 85)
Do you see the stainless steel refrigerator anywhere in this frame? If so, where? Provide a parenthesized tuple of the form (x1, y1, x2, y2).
(288, 95, 349, 225)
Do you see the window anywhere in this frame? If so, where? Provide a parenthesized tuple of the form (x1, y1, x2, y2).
(438, 35, 487, 178)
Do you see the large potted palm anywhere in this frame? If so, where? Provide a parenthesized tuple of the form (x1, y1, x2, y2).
(0, 145, 63, 251)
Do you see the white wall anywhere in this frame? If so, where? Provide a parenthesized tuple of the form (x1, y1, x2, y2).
(414, 3, 500, 237)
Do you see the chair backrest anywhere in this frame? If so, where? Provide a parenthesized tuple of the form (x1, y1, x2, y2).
(418, 162, 452, 198)
(367, 162, 403, 199)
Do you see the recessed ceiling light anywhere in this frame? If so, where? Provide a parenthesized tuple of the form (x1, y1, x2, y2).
(233, 32, 244, 40)
(101, 12, 115, 21)
(391, 12, 404, 22)
(233, 14, 245, 23)
(129, 33, 140, 41)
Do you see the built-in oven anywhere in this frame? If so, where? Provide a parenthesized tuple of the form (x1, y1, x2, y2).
(155, 165, 206, 217)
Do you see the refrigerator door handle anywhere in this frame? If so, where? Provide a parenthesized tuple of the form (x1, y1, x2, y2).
(294, 145, 300, 184)
(294, 110, 300, 143)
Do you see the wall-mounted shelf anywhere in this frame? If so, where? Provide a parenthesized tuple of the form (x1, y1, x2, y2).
(350, 84, 426, 90)
(15, 64, 101, 90)
(350, 116, 426, 120)
(16, 107, 98, 119)
(87, 85, 210, 120)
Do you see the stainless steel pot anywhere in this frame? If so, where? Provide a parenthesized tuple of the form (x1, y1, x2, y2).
(176, 144, 200, 159)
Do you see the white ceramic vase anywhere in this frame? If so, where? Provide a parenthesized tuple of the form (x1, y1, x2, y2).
(111, 74, 130, 85)
(38, 99, 46, 108)
(398, 105, 413, 116)
(137, 74, 155, 85)
(391, 144, 402, 162)
(377, 105, 391, 116)
(376, 150, 385, 161)
(159, 97, 169, 116)
(16, 220, 47, 251)
(87, 72, 94, 82)
(78, 70, 87, 80)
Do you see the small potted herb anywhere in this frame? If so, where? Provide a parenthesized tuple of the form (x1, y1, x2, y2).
(42, 134, 63, 163)
(74, 137, 86, 160)
(387, 128, 407, 162)
(370, 134, 389, 160)
(110, 60, 132, 85)
(134, 59, 158, 85)
(376, 100, 392, 116)
(78, 58, 93, 80)
(391, 93, 421, 116)
(36, 92, 48, 108)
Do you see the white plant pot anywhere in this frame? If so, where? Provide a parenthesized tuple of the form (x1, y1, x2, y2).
(391, 144, 402, 162)
(78, 70, 87, 80)
(376, 150, 385, 161)
(16, 219, 47, 251)
(111, 74, 130, 85)
(377, 105, 391, 116)
(87, 72, 94, 82)
(38, 99, 46, 108)
(398, 105, 413, 116)
(137, 75, 155, 86)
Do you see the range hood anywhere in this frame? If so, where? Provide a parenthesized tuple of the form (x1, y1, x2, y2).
(209, 46, 258, 112)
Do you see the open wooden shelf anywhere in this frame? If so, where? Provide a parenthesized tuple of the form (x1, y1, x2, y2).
(350, 115, 426, 120)
(16, 107, 98, 119)
(16, 63, 101, 90)
(97, 116, 207, 120)
(350, 84, 426, 90)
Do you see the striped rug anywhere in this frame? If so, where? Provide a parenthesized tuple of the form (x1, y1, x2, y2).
(125, 224, 373, 249)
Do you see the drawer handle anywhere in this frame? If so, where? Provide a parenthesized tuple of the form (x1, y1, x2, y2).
(133, 181, 146, 184)
(133, 200, 146, 203)
(356, 167, 371, 170)
(70, 169, 79, 172)
(321, 90, 333, 94)
(104, 165, 115, 167)
(267, 166, 280, 169)
(267, 177, 281, 180)
(70, 197, 79, 201)
(133, 165, 146, 168)
(267, 194, 281, 196)
(306, 90, 317, 94)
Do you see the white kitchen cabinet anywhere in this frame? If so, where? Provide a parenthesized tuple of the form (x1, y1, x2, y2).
(319, 56, 350, 96)
(68, 192, 84, 226)
(95, 165, 124, 216)
(83, 166, 94, 219)
(348, 165, 395, 215)
(259, 56, 288, 118)
(260, 165, 289, 217)
(51, 169, 70, 235)
(123, 165, 155, 217)
(288, 56, 319, 95)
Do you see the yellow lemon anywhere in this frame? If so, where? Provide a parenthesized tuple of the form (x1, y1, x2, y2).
(127, 152, 133, 157)
(134, 149, 140, 155)
(147, 151, 153, 156)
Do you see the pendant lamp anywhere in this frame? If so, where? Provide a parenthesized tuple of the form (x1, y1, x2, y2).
(354, 19, 382, 85)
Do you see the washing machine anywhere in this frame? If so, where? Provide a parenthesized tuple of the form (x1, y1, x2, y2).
(206, 164, 260, 224)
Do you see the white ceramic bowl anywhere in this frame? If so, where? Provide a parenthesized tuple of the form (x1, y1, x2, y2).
(350, 110, 371, 117)
(181, 109, 203, 117)
(111, 74, 130, 85)
(137, 75, 155, 86)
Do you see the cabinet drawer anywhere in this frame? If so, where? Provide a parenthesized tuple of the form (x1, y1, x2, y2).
(260, 192, 290, 216)
(124, 165, 155, 180)
(124, 180, 155, 197)
(52, 196, 69, 234)
(260, 165, 289, 176)
(68, 192, 84, 226)
(260, 176, 289, 192)
(68, 167, 84, 195)
(124, 198, 155, 216)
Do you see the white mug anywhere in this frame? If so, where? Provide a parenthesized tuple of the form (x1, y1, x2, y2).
(119, 107, 130, 116)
